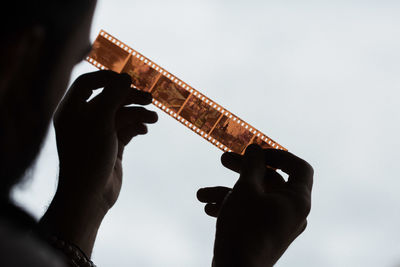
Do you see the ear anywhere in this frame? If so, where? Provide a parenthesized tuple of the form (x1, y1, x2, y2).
(0, 25, 46, 102)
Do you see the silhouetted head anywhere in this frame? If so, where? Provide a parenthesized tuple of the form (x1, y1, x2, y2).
(0, 1, 97, 197)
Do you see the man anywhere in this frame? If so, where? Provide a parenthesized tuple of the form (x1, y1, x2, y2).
(0, 1, 313, 266)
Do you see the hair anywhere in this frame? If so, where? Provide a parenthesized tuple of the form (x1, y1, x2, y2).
(0, 0, 94, 197)
(1, 1, 93, 40)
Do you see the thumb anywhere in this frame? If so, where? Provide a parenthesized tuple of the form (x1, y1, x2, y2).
(92, 73, 132, 114)
(236, 144, 266, 194)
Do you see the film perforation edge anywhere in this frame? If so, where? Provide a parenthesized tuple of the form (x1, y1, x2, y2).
(86, 30, 287, 154)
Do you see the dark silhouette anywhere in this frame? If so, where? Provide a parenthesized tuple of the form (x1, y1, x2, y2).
(0, 1, 313, 266)
(198, 145, 313, 266)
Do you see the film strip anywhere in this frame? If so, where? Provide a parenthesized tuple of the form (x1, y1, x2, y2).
(86, 30, 287, 154)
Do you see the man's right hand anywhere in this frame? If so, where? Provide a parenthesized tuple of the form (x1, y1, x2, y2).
(40, 70, 157, 257)
(197, 145, 313, 267)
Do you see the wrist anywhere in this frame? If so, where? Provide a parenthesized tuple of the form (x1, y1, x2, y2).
(57, 166, 118, 213)
(213, 231, 275, 267)
(213, 246, 266, 267)
(39, 188, 108, 257)
(54, 185, 110, 217)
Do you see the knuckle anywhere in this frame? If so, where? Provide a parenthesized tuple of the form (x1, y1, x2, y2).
(302, 220, 308, 231)
(290, 188, 312, 217)
(297, 220, 308, 236)
(53, 109, 64, 127)
(297, 192, 311, 216)
(297, 157, 313, 176)
(303, 161, 314, 177)
(134, 106, 147, 112)
(298, 161, 314, 185)
(216, 186, 230, 191)
(247, 143, 262, 151)
(119, 73, 132, 84)
(302, 199, 311, 217)
(73, 73, 89, 85)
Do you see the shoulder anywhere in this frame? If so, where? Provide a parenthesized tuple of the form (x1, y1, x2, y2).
(0, 218, 67, 267)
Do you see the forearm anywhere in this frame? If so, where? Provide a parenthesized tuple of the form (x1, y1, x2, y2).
(212, 246, 274, 267)
(212, 229, 276, 267)
(38, 187, 108, 257)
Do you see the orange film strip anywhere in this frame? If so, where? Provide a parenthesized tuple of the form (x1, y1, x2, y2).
(86, 30, 287, 154)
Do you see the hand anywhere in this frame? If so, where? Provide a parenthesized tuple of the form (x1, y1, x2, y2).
(54, 70, 157, 210)
(197, 144, 313, 267)
(39, 70, 157, 256)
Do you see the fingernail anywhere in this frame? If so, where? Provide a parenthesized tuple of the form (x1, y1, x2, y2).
(151, 111, 158, 121)
(145, 92, 153, 100)
(119, 73, 132, 84)
(196, 189, 202, 199)
(245, 144, 261, 153)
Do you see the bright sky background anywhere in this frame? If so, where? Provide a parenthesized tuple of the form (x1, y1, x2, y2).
(13, 0, 400, 266)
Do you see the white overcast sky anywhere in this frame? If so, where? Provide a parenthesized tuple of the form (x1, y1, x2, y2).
(13, 0, 400, 266)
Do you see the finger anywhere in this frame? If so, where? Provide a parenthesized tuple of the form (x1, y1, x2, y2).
(264, 167, 286, 192)
(221, 149, 286, 193)
(204, 203, 222, 218)
(221, 152, 242, 173)
(65, 70, 118, 104)
(116, 106, 158, 130)
(117, 123, 148, 145)
(295, 220, 307, 238)
(123, 86, 153, 106)
(92, 73, 132, 114)
(236, 144, 266, 194)
(197, 186, 231, 203)
(117, 140, 125, 159)
(263, 149, 313, 192)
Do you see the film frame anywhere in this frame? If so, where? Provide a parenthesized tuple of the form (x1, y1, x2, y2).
(86, 30, 287, 154)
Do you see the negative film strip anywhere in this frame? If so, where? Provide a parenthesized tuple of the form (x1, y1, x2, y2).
(86, 30, 287, 154)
